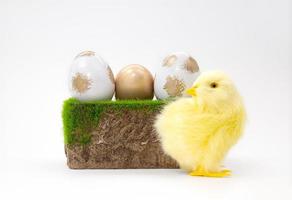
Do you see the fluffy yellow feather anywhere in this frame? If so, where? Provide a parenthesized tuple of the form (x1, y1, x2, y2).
(155, 71, 246, 177)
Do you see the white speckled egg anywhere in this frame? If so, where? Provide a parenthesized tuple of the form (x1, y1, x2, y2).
(69, 51, 115, 101)
(154, 52, 200, 99)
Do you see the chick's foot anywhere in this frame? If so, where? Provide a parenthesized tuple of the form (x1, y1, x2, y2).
(189, 169, 231, 178)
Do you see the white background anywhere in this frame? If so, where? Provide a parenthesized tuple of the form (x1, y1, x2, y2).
(0, 0, 291, 199)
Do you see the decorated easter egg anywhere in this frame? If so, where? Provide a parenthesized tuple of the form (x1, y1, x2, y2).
(115, 64, 154, 100)
(154, 52, 200, 99)
(69, 51, 115, 101)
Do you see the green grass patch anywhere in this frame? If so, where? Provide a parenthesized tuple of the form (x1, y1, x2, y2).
(62, 98, 167, 145)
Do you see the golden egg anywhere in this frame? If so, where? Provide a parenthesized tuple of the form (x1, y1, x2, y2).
(115, 64, 154, 100)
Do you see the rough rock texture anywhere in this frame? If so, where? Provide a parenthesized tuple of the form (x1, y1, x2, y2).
(64, 107, 179, 169)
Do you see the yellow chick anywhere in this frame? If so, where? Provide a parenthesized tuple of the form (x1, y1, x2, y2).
(155, 71, 246, 177)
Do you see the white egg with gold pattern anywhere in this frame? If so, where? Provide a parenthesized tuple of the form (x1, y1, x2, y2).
(69, 51, 115, 101)
(154, 52, 200, 99)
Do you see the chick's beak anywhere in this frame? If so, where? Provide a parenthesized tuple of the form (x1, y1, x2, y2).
(186, 87, 196, 96)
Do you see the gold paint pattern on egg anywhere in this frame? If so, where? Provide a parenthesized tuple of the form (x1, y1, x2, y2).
(163, 75, 186, 97)
(107, 66, 115, 85)
(76, 50, 95, 58)
(184, 56, 199, 73)
(72, 73, 92, 93)
(163, 55, 177, 67)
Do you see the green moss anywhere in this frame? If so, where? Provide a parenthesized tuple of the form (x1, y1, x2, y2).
(62, 98, 167, 145)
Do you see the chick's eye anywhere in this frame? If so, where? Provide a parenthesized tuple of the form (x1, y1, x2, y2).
(210, 82, 218, 88)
